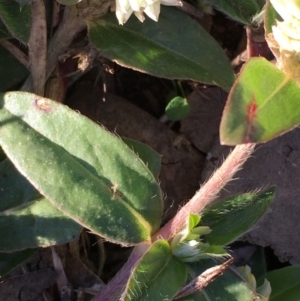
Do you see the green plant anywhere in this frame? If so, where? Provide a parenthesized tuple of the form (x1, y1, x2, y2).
(0, 1, 299, 301)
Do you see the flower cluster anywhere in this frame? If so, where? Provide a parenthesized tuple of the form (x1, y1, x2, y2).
(270, 0, 300, 52)
(170, 214, 228, 262)
(268, 0, 300, 82)
(115, 0, 182, 25)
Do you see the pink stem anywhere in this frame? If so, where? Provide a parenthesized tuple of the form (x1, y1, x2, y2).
(91, 245, 148, 301)
(153, 143, 255, 241)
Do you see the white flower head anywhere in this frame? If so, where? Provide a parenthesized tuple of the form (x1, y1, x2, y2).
(267, 0, 300, 82)
(270, 0, 300, 52)
(115, 0, 182, 25)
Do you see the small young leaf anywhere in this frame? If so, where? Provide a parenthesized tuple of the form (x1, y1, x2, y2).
(0, 249, 37, 277)
(121, 240, 187, 301)
(259, 266, 300, 301)
(166, 96, 190, 121)
(0, 1, 31, 43)
(121, 137, 161, 179)
(220, 58, 300, 145)
(0, 92, 163, 245)
(88, 7, 235, 91)
(201, 188, 275, 246)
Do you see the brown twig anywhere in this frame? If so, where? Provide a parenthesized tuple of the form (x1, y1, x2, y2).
(28, 0, 47, 96)
(173, 257, 234, 299)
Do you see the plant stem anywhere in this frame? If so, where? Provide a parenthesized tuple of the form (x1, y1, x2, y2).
(28, 0, 47, 96)
(91, 244, 149, 301)
(153, 143, 255, 241)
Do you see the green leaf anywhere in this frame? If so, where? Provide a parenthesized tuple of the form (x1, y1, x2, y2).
(166, 96, 190, 121)
(220, 58, 300, 145)
(264, 1, 282, 35)
(178, 259, 258, 301)
(259, 266, 300, 301)
(210, 0, 262, 25)
(201, 188, 275, 246)
(0, 159, 40, 211)
(122, 240, 187, 301)
(121, 137, 161, 179)
(0, 159, 81, 251)
(0, 44, 29, 92)
(0, 1, 31, 43)
(0, 92, 163, 245)
(0, 249, 37, 276)
(88, 7, 235, 92)
(0, 197, 82, 251)
(205, 245, 228, 256)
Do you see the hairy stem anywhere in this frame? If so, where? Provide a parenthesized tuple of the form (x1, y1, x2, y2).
(91, 244, 149, 301)
(153, 143, 255, 241)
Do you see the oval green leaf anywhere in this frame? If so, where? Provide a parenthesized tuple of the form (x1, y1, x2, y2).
(88, 7, 235, 92)
(0, 159, 81, 252)
(260, 266, 300, 301)
(0, 92, 163, 245)
(121, 240, 187, 301)
(0, 2, 31, 43)
(201, 188, 275, 246)
(220, 57, 300, 145)
(166, 96, 190, 121)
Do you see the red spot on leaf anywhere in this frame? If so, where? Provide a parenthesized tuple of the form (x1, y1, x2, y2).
(246, 96, 257, 122)
(244, 94, 258, 143)
(34, 98, 52, 112)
